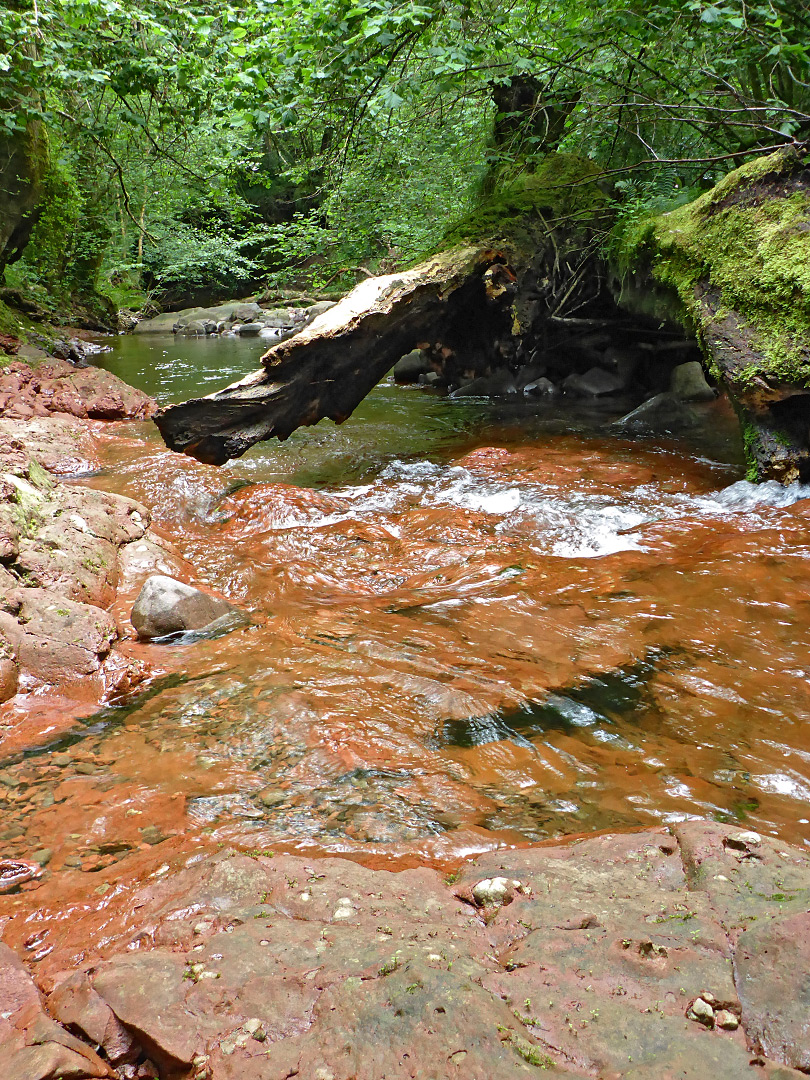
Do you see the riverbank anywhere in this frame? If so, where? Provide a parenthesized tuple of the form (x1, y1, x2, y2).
(0, 350, 235, 757)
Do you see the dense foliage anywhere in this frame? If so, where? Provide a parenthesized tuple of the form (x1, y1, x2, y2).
(1, 0, 807, 311)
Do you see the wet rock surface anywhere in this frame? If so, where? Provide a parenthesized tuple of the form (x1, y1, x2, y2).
(0, 425, 153, 713)
(130, 574, 241, 640)
(0, 359, 156, 421)
(0, 820, 807, 1079)
(0, 377, 200, 739)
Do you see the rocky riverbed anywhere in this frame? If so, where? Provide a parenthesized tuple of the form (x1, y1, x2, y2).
(0, 338, 808, 1079)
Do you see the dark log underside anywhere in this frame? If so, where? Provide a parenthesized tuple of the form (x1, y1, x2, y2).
(155, 245, 516, 465)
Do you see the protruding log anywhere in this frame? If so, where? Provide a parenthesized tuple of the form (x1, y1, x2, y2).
(155, 245, 516, 465)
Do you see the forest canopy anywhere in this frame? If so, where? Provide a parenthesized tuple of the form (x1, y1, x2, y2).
(2, 0, 808, 313)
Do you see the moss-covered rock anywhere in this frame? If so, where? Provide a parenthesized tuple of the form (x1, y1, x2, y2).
(615, 148, 810, 482)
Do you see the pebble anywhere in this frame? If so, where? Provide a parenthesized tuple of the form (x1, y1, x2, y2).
(333, 897, 355, 920)
(243, 1017, 266, 1041)
(687, 997, 714, 1026)
(258, 788, 285, 808)
(472, 876, 526, 907)
(715, 1009, 739, 1030)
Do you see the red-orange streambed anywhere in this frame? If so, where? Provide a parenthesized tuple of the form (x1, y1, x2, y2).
(2, 367, 810, 966)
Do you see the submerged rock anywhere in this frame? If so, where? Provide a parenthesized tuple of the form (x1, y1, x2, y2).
(130, 575, 239, 640)
(613, 391, 699, 433)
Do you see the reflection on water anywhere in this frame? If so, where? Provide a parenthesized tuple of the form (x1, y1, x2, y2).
(3, 332, 810, 912)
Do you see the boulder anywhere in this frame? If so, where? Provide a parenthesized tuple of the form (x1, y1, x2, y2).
(260, 308, 297, 329)
(450, 370, 518, 397)
(177, 320, 207, 336)
(130, 575, 238, 640)
(514, 362, 547, 388)
(305, 300, 337, 321)
(613, 392, 699, 433)
(670, 360, 716, 401)
(563, 366, 625, 396)
(524, 376, 558, 397)
(393, 349, 431, 384)
(230, 303, 263, 323)
(234, 321, 262, 336)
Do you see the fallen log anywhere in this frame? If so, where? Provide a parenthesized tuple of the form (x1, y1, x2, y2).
(155, 245, 519, 465)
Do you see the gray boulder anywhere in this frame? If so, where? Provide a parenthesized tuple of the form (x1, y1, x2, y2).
(670, 360, 715, 401)
(131, 575, 238, 640)
(612, 392, 699, 433)
(305, 300, 337, 321)
(450, 370, 518, 397)
(524, 376, 558, 397)
(261, 308, 297, 329)
(235, 321, 262, 336)
(393, 349, 431, 384)
(514, 363, 547, 389)
(177, 319, 207, 336)
(563, 366, 625, 396)
(230, 303, 263, 323)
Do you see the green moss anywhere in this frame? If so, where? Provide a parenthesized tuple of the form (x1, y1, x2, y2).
(0, 300, 23, 340)
(27, 459, 53, 491)
(440, 153, 606, 251)
(614, 149, 810, 387)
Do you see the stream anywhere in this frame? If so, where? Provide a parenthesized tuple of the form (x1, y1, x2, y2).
(3, 332, 810, 910)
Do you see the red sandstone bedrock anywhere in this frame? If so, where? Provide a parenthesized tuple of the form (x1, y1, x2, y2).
(0, 360, 195, 754)
(1, 819, 808, 1079)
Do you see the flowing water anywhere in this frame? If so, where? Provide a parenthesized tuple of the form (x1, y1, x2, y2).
(4, 332, 810, 929)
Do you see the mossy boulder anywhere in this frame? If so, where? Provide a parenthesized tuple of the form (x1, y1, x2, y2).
(615, 148, 810, 482)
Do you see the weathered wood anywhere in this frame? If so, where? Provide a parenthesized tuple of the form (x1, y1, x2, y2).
(155, 245, 515, 464)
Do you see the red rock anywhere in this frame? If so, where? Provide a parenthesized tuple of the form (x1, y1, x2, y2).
(735, 910, 810, 1071)
(0, 945, 113, 1080)
(48, 972, 137, 1066)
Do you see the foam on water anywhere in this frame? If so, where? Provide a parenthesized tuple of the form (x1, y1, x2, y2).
(244, 460, 810, 561)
